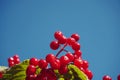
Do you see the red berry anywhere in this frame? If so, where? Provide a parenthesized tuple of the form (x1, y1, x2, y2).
(13, 54, 19, 60)
(47, 68, 57, 80)
(74, 54, 80, 60)
(67, 37, 76, 46)
(72, 42, 80, 51)
(74, 50, 82, 58)
(60, 56, 70, 66)
(46, 54, 56, 63)
(59, 35, 67, 44)
(74, 59, 83, 68)
(38, 59, 48, 69)
(59, 66, 68, 74)
(65, 52, 74, 62)
(54, 31, 66, 44)
(118, 74, 120, 80)
(54, 31, 63, 39)
(8, 57, 14, 63)
(50, 59, 60, 69)
(9, 61, 14, 67)
(26, 74, 37, 80)
(0, 72, 3, 78)
(26, 65, 36, 76)
(14, 58, 20, 64)
(82, 60, 89, 69)
(85, 69, 93, 80)
(30, 58, 38, 66)
(71, 33, 80, 41)
(103, 75, 112, 80)
(50, 40, 59, 50)
(13, 54, 20, 64)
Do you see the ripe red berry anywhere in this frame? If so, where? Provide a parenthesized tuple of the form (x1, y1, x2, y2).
(26, 74, 37, 80)
(8, 57, 14, 63)
(118, 74, 120, 80)
(14, 58, 20, 64)
(85, 69, 93, 80)
(29, 57, 38, 66)
(13, 54, 19, 60)
(38, 59, 48, 69)
(50, 40, 59, 50)
(72, 42, 80, 51)
(0, 72, 3, 78)
(103, 75, 112, 80)
(59, 65, 68, 74)
(58, 35, 67, 44)
(9, 61, 14, 67)
(71, 33, 80, 41)
(50, 59, 60, 69)
(67, 37, 76, 46)
(13, 54, 20, 64)
(74, 50, 82, 58)
(54, 31, 63, 39)
(74, 59, 83, 68)
(26, 65, 36, 76)
(82, 60, 89, 69)
(46, 54, 56, 63)
(54, 31, 66, 44)
(60, 56, 70, 66)
(65, 52, 74, 62)
(47, 68, 57, 80)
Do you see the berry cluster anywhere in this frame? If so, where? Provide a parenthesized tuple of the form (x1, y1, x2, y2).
(8, 54, 20, 67)
(25, 31, 93, 80)
(1, 31, 120, 80)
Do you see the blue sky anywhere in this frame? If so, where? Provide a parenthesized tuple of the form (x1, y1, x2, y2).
(0, 0, 120, 80)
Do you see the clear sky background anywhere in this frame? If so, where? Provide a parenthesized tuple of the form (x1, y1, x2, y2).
(0, 0, 120, 80)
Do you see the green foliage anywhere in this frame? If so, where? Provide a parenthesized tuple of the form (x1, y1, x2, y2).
(0, 59, 29, 80)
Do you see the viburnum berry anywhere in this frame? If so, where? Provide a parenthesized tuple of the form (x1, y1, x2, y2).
(0, 72, 3, 78)
(103, 75, 112, 80)
(13, 54, 19, 60)
(60, 55, 70, 66)
(67, 37, 76, 46)
(74, 58, 83, 68)
(54, 31, 63, 39)
(26, 74, 37, 80)
(54, 31, 66, 44)
(82, 60, 89, 69)
(85, 69, 93, 80)
(8, 61, 14, 67)
(36, 69, 47, 80)
(46, 53, 56, 63)
(8, 57, 14, 63)
(72, 42, 80, 51)
(59, 65, 68, 74)
(117, 74, 120, 80)
(50, 59, 60, 69)
(38, 59, 48, 69)
(14, 58, 20, 64)
(65, 52, 74, 62)
(50, 40, 59, 50)
(58, 35, 67, 44)
(74, 50, 82, 58)
(26, 65, 36, 76)
(71, 33, 80, 41)
(29, 57, 38, 66)
(47, 68, 57, 80)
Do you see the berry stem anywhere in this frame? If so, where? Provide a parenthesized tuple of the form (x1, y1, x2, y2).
(56, 43, 67, 57)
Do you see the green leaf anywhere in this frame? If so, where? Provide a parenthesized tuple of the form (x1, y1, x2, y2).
(1, 59, 29, 80)
(67, 64, 88, 80)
